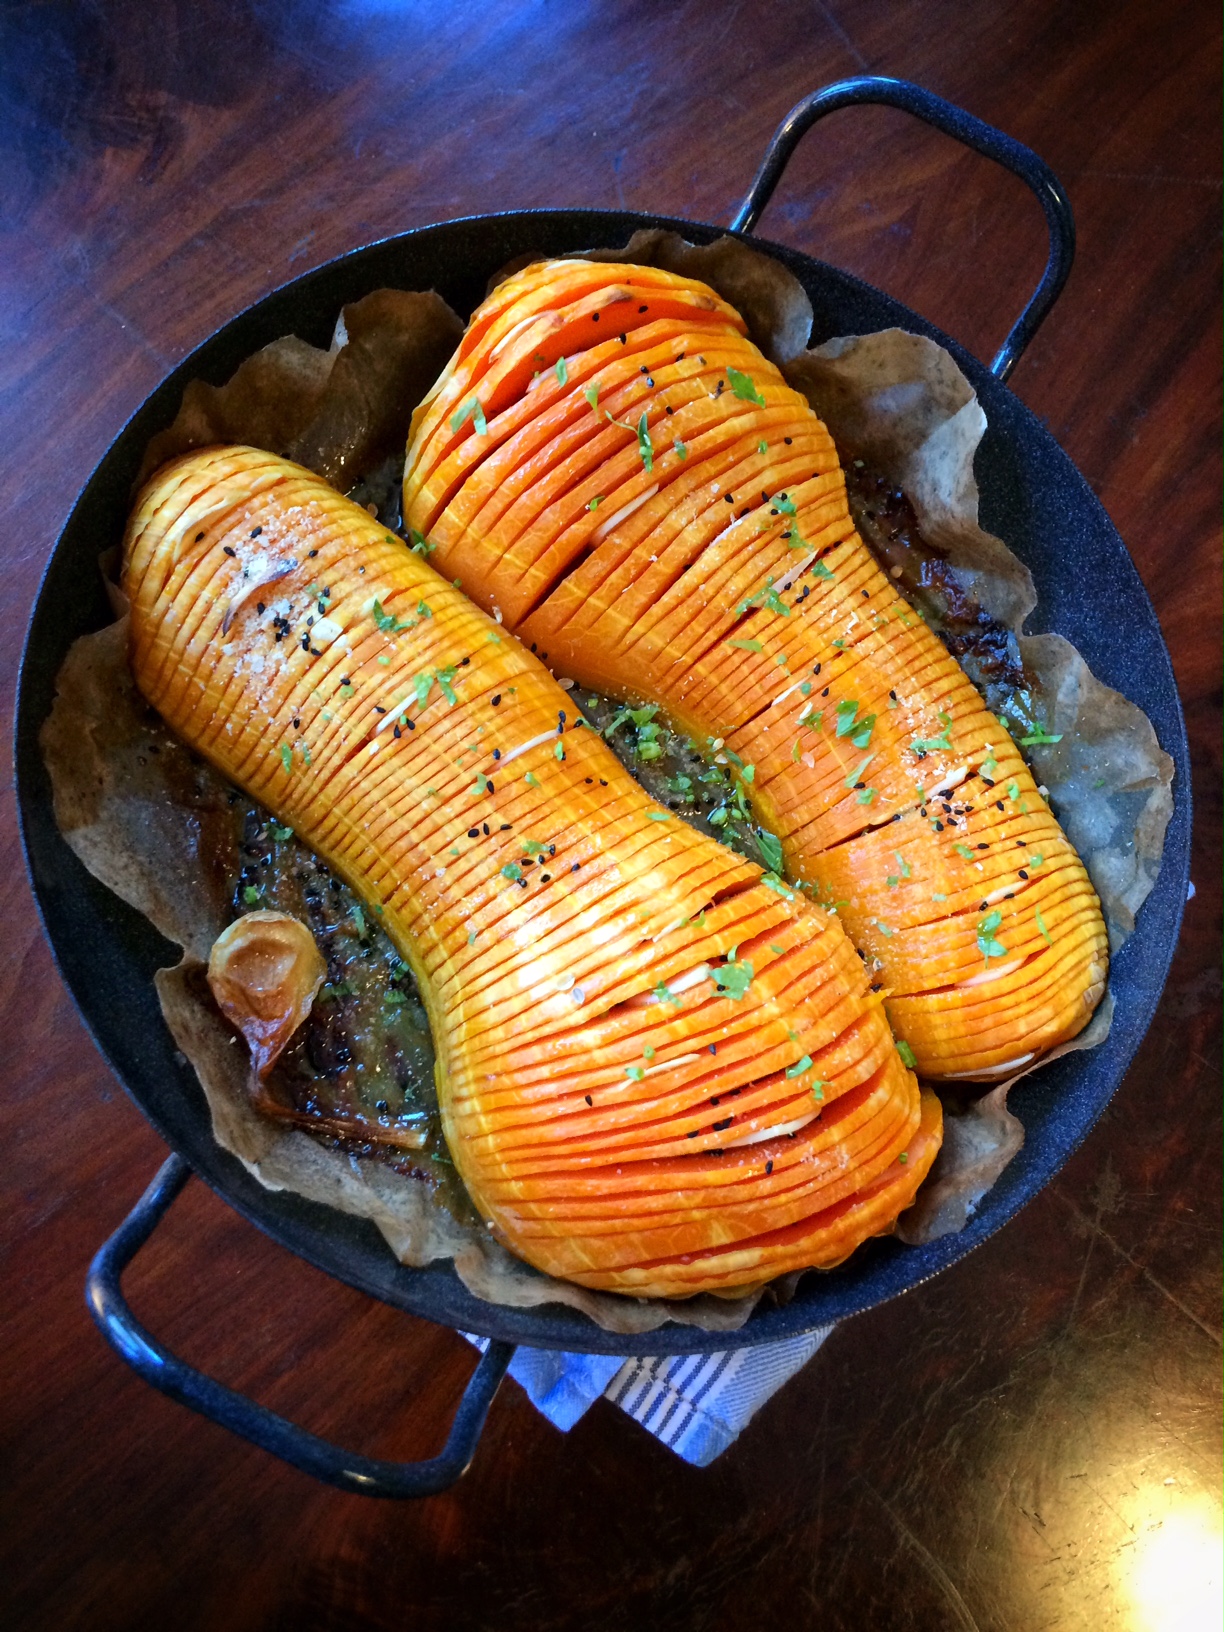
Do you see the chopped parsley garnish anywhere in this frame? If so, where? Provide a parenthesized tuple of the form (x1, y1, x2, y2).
(279, 743, 293, 773)
(555, 356, 568, 385)
(242, 885, 261, 906)
(583, 383, 600, 411)
(954, 843, 975, 860)
(501, 863, 523, 881)
(896, 1040, 918, 1069)
(758, 439, 768, 454)
(1035, 905, 1053, 945)
(894, 852, 912, 879)
(976, 910, 1008, 960)
(1020, 729, 1063, 746)
(625, 1065, 645, 1082)
(449, 396, 487, 435)
(844, 754, 875, 789)
(408, 529, 435, 555)
(727, 637, 763, 653)
(524, 771, 541, 788)
(588, 495, 604, 511)
(760, 873, 794, 899)
(653, 981, 682, 1007)
(785, 1055, 814, 1078)
(712, 958, 754, 1001)
(809, 559, 835, 579)
(636, 412, 654, 473)
(647, 811, 671, 821)
(726, 366, 766, 405)
(911, 712, 953, 756)
(757, 830, 784, 874)
(371, 598, 413, 634)
(673, 440, 688, 460)
(271, 824, 294, 842)
(772, 493, 797, 516)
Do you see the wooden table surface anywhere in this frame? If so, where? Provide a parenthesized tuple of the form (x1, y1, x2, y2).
(2, 3, 1219, 1628)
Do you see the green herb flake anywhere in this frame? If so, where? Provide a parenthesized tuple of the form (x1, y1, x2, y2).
(811, 1081, 827, 1101)
(636, 412, 654, 473)
(653, 981, 682, 1007)
(583, 383, 600, 411)
(242, 885, 261, 906)
(673, 440, 688, 461)
(757, 439, 768, 454)
(467, 929, 478, 946)
(976, 910, 1008, 960)
(896, 1040, 918, 1069)
(844, 754, 875, 789)
(555, 356, 568, 385)
(727, 637, 763, 653)
(409, 529, 436, 556)
(785, 1055, 814, 1079)
(726, 366, 766, 405)
(647, 811, 671, 821)
(625, 1065, 645, 1082)
(1020, 729, 1063, 746)
(554, 740, 565, 761)
(758, 831, 784, 874)
(588, 495, 604, 511)
(835, 699, 859, 738)
(954, 843, 975, 861)
(501, 863, 523, 882)
(772, 493, 797, 516)
(855, 787, 876, 805)
(760, 873, 795, 900)
(1007, 780, 1022, 801)
(449, 396, 487, 435)
(279, 742, 293, 773)
(524, 771, 541, 788)
(713, 959, 754, 1001)
(1035, 906, 1053, 945)
(911, 712, 954, 756)
(1030, 851, 1045, 868)
(271, 824, 294, 842)
(809, 559, 834, 579)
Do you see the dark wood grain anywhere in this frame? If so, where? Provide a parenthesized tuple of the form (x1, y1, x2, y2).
(1, 3, 1219, 1629)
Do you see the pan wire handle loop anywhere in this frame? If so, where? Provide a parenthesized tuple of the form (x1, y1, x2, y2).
(84, 1152, 516, 1499)
(730, 75, 1076, 381)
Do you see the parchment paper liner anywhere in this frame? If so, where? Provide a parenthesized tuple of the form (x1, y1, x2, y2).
(42, 237, 1172, 1329)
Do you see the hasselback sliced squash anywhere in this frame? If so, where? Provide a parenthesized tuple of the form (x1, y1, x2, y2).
(123, 445, 940, 1297)
(403, 259, 1109, 1081)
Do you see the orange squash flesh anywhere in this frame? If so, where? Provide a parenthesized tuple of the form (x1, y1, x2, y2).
(124, 445, 940, 1297)
(404, 260, 1109, 1080)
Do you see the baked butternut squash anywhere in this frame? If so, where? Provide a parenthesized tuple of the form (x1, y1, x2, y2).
(403, 259, 1109, 1080)
(123, 445, 940, 1296)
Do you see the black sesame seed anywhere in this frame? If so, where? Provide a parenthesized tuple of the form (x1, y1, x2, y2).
(1018, 869, 1029, 879)
(765, 1160, 773, 1175)
(978, 842, 989, 850)
(784, 437, 793, 445)
(492, 749, 501, 760)
(712, 1117, 733, 1131)
(223, 545, 236, 557)
(467, 828, 479, 838)
(586, 1095, 593, 1106)
(491, 694, 501, 706)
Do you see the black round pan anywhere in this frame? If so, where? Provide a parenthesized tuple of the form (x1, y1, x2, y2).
(15, 79, 1191, 1496)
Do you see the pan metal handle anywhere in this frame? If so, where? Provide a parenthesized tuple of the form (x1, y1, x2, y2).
(730, 75, 1075, 381)
(85, 1154, 515, 1499)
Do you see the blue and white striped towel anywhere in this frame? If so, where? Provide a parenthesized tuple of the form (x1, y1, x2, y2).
(468, 1326, 833, 1466)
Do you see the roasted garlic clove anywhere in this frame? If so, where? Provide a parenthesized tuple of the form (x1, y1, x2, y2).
(207, 911, 326, 1077)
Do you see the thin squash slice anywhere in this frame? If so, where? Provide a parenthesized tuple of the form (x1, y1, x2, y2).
(403, 259, 1108, 1081)
(123, 445, 940, 1297)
